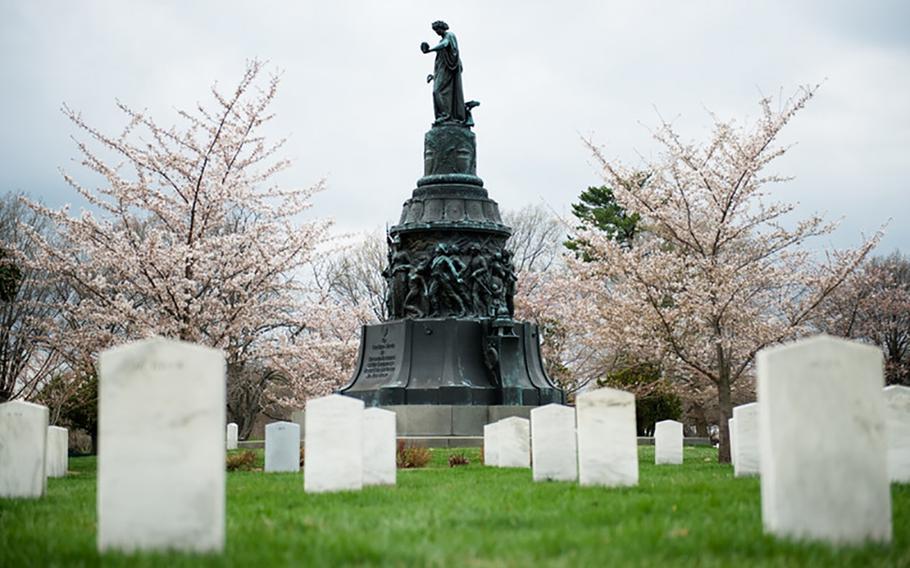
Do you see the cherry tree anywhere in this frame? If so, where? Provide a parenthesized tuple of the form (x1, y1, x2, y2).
(0, 193, 66, 404)
(571, 85, 879, 461)
(501, 204, 605, 394)
(817, 252, 910, 384)
(514, 266, 610, 396)
(22, 61, 338, 430)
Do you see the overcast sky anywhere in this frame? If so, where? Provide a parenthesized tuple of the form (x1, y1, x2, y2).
(2, 1, 908, 254)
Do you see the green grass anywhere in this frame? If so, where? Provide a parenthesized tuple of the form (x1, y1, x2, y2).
(1, 447, 908, 567)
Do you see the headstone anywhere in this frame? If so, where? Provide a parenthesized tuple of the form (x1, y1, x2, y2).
(530, 404, 577, 481)
(733, 403, 760, 477)
(757, 335, 891, 545)
(97, 337, 225, 552)
(654, 419, 683, 465)
(497, 416, 530, 468)
(264, 421, 300, 473)
(728, 417, 736, 466)
(46, 425, 69, 478)
(483, 422, 500, 467)
(576, 387, 638, 487)
(884, 385, 910, 483)
(226, 422, 238, 450)
(0, 400, 48, 498)
(363, 408, 396, 486)
(304, 394, 364, 493)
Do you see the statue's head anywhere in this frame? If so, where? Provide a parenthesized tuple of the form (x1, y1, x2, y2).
(431, 20, 449, 35)
(468, 244, 481, 255)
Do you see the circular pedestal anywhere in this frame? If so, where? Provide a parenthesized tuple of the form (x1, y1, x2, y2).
(339, 318, 564, 406)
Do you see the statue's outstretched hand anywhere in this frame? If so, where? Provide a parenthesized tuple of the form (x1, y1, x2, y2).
(420, 42, 430, 53)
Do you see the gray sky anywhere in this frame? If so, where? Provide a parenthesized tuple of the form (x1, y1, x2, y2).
(2, 1, 908, 253)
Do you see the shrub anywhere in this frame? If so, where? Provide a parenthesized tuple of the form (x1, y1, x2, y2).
(448, 452, 470, 467)
(636, 391, 683, 436)
(396, 440, 431, 469)
(599, 362, 683, 436)
(299, 447, 305, 467)
(226, 450, 257, 471)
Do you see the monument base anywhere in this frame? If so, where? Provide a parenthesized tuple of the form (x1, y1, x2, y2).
(291, 404, 535, 438)
(285, 406, 715, 447)
(339, 318, 565, 406)
(385, 404, 537, 436)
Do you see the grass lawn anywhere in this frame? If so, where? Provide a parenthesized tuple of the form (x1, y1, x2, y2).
(1, 446, 908, 567)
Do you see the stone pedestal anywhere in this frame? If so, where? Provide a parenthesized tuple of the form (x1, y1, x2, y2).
(341, 319, 563, 406)
(299, 404, 538, 437)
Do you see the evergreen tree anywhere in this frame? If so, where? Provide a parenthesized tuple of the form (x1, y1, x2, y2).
(565, 181, 644, 255)
(0, 247, 22, 302)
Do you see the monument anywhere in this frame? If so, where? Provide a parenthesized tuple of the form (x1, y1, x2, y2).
(339, 22, 564, 434)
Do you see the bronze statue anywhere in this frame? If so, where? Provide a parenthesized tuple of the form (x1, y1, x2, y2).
(488, 251, 509, 318)
(421, 21, 465, 125)
(339, 23, 566, 407)
(501, 249, 517, 317)
(465, 244, 491, 314)
(387, 250, 412, 318)
(428, 243, 467, 316)
(403, 258, 430, 318)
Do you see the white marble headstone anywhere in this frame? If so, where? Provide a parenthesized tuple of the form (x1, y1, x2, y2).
(226, 422, 238, 450)
(576, 387, 638, 487)
(98, 337, 226, 553)
(304, 394, 364, 493)
(46, 425, 69, 478)
(733, 403, 760, 477)
(264, 421, 300, 473)
(654, 419, 683, 465)
(884, 385, 910, 483)
(757, 335, 891, 545)
(363, 408, 396, 486)
(483, 422, 500, 467)
(0, 400, 48, 498)
(728, 417, 736, 466)
(497, 417, 530, 468)
(530, 404, 577, 481)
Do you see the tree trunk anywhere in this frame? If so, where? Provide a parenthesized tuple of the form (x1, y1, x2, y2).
(226, 361, 265, 442)
(716, 365, 733, 463)
(689, 402, 709, 437)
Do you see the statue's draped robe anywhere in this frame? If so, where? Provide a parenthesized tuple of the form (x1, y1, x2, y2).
(433, 32, 465, 123)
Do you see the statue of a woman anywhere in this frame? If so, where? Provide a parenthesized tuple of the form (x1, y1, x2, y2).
(420, 21, 466, 125)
